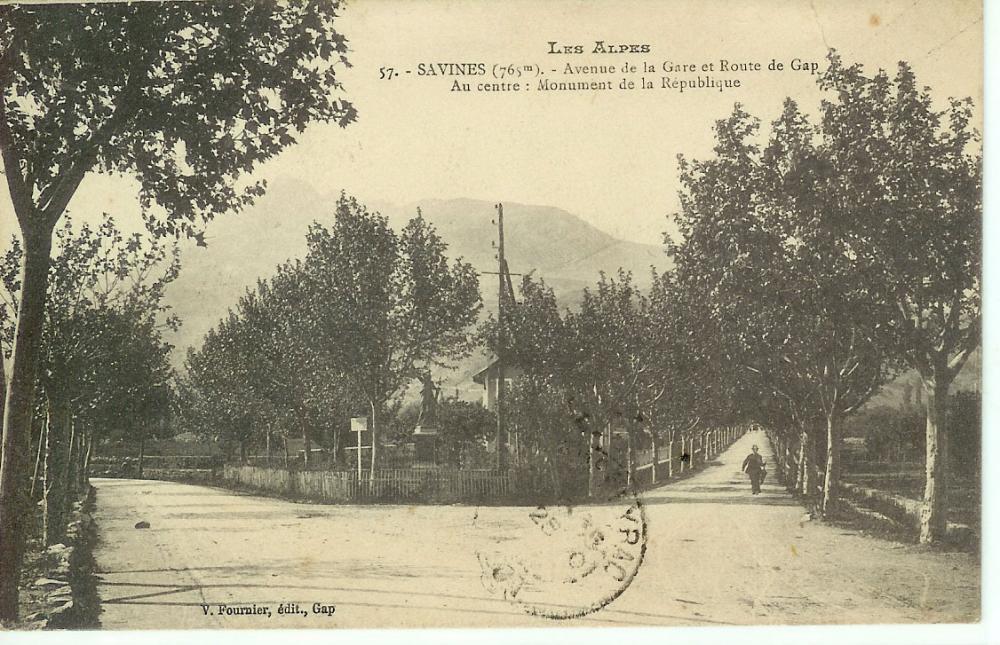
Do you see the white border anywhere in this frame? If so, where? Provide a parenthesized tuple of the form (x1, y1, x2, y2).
(4, 1, 996, 643)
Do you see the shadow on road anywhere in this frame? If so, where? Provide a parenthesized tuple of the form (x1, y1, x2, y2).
(637, 494, 800, 507)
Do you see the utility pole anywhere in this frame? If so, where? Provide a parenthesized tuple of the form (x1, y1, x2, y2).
(495, 203, 508, 470)
(479, 205, 521, 471)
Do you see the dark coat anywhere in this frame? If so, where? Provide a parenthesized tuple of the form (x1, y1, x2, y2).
(742, 452, 765, 474)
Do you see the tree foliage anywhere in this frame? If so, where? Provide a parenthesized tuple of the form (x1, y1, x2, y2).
(666, 53, 979, 531)
(0, 1, 357, 620)
(185, 196, 482, 472)
(0, 1, 355, 234)
(1, 216, 176, 544)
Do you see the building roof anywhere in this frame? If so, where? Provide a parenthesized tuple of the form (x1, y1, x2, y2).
(472, 358, 523, 384)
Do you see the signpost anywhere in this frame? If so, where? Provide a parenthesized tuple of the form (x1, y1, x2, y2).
(349, 417, 370, 479)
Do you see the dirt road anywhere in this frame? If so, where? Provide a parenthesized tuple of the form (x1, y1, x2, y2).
(91, 430, 979, 629)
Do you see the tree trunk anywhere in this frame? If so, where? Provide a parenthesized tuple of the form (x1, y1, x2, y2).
(821, 410, 841, 516)
(625, 430, 633, 491)
(810, 429, 823, 497)
(301, 415, 311, 469)
(29, 412, 47, 501)
(64, 414, 77, 506)
(137, 434, 145, 479)
(784, 442, 792, 490)
(368, 400, 377, 494)
(511, 425, 519, 468)
(919, 375, 951, 544)
(586, 423, 594, 498)
(797, 430, 809, 496)
(0, 356, 4, 436)
(329, 421, 338, 470)
(602, 421, 611, 485)
(43, 402, 70, 547)
(0, 226, 53, 622)
(81, 429, 93, 489)
(546, 422, 562, 499)
(650, 430, 658, 484)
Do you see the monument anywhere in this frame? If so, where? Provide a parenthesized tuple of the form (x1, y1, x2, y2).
(413, 371, 440, 464)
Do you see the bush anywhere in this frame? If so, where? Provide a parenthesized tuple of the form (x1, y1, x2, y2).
(949, 391, 980, 479)
(845, 390, 980, 480)
(848, 406, 923, 463)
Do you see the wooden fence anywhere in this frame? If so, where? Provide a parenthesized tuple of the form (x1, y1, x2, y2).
(90, 454, 222, 479)
(633, 425, 746, 485)
(223, 465, 515, 503)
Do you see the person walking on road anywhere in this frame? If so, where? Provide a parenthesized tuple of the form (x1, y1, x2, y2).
(742, 444, 766, 495)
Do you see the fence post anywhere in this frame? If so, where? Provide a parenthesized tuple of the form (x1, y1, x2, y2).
(780, 435, 787, 479)
(782, 439, 791, 488)
(667, 440, 673, 478)
(773, 433, 780, 479)
(651, 438, 659, 484)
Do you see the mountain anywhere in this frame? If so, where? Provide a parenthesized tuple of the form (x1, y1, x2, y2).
(373, 197, 669, 305)
(162, 180, 980, 406)
(864, 348, 981, 410)
(163, 181, 673, 378)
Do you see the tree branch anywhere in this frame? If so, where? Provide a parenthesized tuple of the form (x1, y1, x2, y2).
(38, 39, 155, 224)
(0, 91, 35, 226)
(946, 317, 980, 379)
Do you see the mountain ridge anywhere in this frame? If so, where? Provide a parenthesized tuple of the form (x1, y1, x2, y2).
(162, 182, 673, 372)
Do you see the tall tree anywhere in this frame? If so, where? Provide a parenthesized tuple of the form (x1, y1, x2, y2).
(668, 54, 980, 528)
(302, 197, 481, 479)
(0, 2, 355, 620)
(817, 55, 981, 541)
(669, 100, 893, 515)
(644, 270, 733, 473)
(186, 197, 481, 479)
(2, 216, 178, 545)
(185, 264, 350, 466)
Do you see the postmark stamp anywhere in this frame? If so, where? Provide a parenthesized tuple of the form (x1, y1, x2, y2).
(476, 497, 647, 619)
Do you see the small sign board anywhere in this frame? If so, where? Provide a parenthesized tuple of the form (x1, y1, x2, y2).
(349, 416, 372, 477)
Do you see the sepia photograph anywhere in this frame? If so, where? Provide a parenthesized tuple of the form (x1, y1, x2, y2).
(0, 0, 989, 641)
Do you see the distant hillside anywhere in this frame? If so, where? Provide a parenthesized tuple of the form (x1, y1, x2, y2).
(163, 180, 672, 380)
(163, 179, 981, 407)
(373, 197, 668, 292)
(864, 348, 981, 410)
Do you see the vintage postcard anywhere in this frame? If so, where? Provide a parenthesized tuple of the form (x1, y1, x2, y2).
(0, 0, 987, 641)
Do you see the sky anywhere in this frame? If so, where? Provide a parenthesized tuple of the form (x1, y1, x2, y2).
(0, 0, 984, 248)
